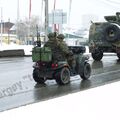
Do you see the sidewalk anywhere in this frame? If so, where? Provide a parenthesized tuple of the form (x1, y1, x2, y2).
(0, 43, 33, 56)
(0, 44, 116, 57)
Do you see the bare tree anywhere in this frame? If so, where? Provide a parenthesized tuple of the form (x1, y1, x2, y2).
(16, 21, 28, 44)
(15, 16, 44, 44)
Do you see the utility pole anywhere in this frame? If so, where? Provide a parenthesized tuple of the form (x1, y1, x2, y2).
(67, 0, 72, 39)
(16, 0, 20, 43)
(44, 0, 49, 42)
(53, 0, 56, 32)
(17, 0, 20, 21)
(0, 7, 3, 45)
(29, 0, 31, 19)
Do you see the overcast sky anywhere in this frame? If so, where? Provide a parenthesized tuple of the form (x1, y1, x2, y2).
(0, 0, 120, 28)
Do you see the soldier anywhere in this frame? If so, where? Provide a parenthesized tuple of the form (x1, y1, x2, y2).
(57, 34, 76, 71)
(45, 32, 76, 71)
(44, 32, 58, 47)
(44, 32, 66, 61)
(57, 34, 70, 57)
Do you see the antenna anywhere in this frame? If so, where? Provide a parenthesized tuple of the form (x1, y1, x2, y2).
(36, 25, 41, 47)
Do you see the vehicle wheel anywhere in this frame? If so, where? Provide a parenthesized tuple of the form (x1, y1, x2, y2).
(33, 69, 46, 84)
(80, 63, 91, 80)
(55, 67, 70, 85)
(92, 50, 103, 61)
(117, 52, 120, 59)
(103, 24, 120, 42)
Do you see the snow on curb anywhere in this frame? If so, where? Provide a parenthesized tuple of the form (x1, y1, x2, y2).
(0, 44, 116, 56)
(0, 43, 33, 56)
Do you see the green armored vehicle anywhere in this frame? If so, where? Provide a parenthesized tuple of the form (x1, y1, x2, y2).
(89, 12, 120, 61)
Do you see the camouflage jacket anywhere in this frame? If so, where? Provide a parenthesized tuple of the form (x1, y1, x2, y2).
(58, 41, 70, 56)
(44, 39, 67, 61)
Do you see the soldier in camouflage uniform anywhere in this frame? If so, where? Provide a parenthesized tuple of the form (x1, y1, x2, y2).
(57, 34, 76, 71)
(44, 32, 76, 71)
(44, 32, 58, 47)
(44, 32, 66, 61)
(57, 34, 70, 56)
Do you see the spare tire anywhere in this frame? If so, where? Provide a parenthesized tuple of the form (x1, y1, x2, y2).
(103, 24, 120, 42)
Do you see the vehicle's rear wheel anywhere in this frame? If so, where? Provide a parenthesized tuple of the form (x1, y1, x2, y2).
(92, 50, 103, 61)
(117, 52, 120, 59)
(55, 67, 70, 85)
(33, 68, 46, 84)
(80, 63, 91, 80)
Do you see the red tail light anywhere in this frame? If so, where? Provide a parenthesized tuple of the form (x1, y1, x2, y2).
(51, 63, 58, 69)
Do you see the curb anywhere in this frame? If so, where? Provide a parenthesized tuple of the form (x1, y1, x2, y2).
(0, 50, 116, 58)
(0, 49, 25, 57)
(24, 55, 32, 57)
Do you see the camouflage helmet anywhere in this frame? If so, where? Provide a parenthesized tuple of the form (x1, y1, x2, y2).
(47, 33, 55, 38)
(53, 32, 58, 37)
(57, 34, 65, 39)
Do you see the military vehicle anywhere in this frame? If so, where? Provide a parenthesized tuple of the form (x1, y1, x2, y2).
(89, 12, 120, 61)
(32, 38, 91, 85)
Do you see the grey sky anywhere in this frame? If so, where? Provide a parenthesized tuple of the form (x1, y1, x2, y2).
(0, 0, 120, 28)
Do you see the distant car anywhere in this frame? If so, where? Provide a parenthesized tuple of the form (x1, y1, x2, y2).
(32, 45, 91, 85)
(89, 12, 120, 61)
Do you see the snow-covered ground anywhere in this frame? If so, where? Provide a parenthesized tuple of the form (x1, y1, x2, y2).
(0, 43, 34, 55)
(0, 43, 116, 56)
(0, 42, 90, 56)
(0, 80, 120, 120)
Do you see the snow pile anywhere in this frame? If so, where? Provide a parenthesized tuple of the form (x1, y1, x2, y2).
(0, 43, 116, 57)
(0, 43, 90, 56)
(0, 43, 33, 55)
(85, 46, 89, 54)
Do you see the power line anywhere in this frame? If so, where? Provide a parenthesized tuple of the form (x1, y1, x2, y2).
(105, 0, 120, 4)
(99, 0, 120, 5)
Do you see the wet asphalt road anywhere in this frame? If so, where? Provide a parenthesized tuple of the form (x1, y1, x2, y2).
(0, 55, 120, 112)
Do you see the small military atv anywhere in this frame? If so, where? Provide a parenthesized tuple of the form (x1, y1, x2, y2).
(32, 45, 91, 85)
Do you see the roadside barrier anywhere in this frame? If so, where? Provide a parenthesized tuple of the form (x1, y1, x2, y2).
(0, 49, 25, 57)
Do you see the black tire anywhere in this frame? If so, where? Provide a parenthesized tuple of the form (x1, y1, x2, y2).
(104, 24, 120, 42)
(92, 50, 103, 61)
(55, 67, 70, 85)
(117, 52, 120, 59)
(33, 69, 46, 84)
(80, 63, 91, 80)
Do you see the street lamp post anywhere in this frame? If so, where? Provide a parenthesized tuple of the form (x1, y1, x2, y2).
(44, 0, 49, 42)
(0, 7, 3, 45)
